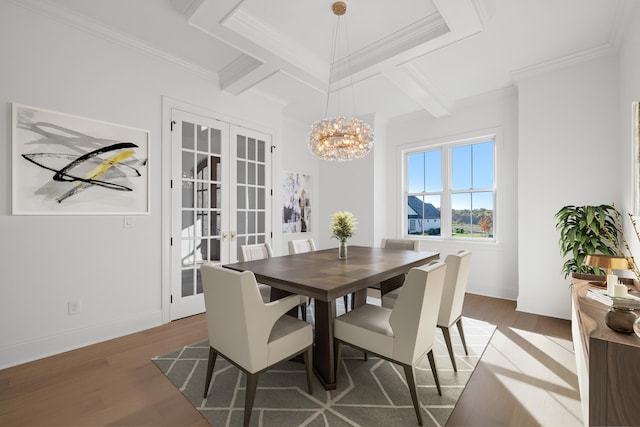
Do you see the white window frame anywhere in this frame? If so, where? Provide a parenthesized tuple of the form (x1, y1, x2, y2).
(400, 131, 498, 242)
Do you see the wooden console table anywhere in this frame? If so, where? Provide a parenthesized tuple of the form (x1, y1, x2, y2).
(571, 274, 640, 426)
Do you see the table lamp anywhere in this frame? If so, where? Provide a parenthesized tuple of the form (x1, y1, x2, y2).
(584, 254, 632, 285)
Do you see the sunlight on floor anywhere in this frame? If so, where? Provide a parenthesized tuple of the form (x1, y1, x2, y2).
(482, 328, 584, 426)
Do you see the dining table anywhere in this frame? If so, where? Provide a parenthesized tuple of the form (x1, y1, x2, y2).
(224, 245, 439, 389)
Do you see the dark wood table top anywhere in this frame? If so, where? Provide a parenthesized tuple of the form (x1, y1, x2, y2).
(224, 245, 439, 302)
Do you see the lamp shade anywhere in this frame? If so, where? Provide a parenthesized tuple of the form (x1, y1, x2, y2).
(584, 254, 632, 273)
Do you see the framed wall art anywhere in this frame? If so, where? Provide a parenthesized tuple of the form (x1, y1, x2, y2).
(282, 171, 311, 233)
(12, 103, 149, 215)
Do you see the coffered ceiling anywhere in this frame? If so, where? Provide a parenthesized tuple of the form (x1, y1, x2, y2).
(27, 0, 636, 123)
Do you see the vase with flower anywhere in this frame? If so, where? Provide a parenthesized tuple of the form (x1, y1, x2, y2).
(330, 211, 357, 259)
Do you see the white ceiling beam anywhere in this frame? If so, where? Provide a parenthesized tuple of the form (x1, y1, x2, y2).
(384, 63, 452, 118)
(218, 54, 278, 95)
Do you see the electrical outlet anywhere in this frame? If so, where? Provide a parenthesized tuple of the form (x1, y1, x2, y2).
(68, 300, 82, 315)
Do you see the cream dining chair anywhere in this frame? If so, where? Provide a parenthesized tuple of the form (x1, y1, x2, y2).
(201, 264, 313, 427)
(334, 261, 447, 426)
(287, 238, 317, 254)
(240, 242, 308, 320)
(383, 250, 472, 372)
(370, 238, 421, 301)
(239, 243, 275, 303)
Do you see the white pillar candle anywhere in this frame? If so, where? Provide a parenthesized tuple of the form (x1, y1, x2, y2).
(607, 274, 618, 295)
(614, 283, 628, 298)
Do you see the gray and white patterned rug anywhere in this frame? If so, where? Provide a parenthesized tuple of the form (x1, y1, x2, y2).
(153, 308, 494, 427)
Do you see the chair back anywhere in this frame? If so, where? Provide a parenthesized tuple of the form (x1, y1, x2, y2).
(389, 261, 446, 365)
(438, 250, 472, 327)
(239, 243, 274, 262)
(381, 238, 420, 251)
(201, 264, 272, 372)
(288, 239, 317, 254)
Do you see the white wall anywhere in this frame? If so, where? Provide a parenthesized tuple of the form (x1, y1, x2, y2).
(516, 55, 621, 319)
(386, 90, 520, 300)
(619, 6, 640, 263)
(276, 117, 320, 255)
(0, 1, 282, 368)
(317, 117, 377, 250)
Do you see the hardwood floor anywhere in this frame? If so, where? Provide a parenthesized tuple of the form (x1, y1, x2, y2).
(0, 294, 581, 426)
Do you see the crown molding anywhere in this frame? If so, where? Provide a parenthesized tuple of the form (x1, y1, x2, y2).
(11, 0, 220, 82)
(512, 1, 635, 83)
(511, 42, 617, 83)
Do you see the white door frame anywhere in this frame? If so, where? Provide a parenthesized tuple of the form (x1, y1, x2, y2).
(161, 97, 276, 323)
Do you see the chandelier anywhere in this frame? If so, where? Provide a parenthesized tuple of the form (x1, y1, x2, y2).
(307, 2, 374, 162)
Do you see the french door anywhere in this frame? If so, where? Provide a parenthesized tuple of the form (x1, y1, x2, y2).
(170, 109, 272, 320)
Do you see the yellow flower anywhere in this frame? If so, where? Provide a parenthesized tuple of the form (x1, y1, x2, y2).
(330, 211, 358, 242)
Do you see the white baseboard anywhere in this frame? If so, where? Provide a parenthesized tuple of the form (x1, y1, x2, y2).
(0, 310, 163, 369)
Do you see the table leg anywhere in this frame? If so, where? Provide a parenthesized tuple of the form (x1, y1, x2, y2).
(353, 288, 367, 308)
(380, 274, 405, 297)
(313, 298, 337, 390)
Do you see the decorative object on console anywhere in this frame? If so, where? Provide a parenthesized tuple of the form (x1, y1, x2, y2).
(605, 306, 638, 333)
(330, 211, 357, 259)
(307, 2, 374, 162)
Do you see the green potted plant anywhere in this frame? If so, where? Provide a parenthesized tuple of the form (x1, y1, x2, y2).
(554, 204, 621, 278)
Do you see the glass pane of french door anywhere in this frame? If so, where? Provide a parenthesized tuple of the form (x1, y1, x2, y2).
(171, 110, 229, 320)
(232, 126, 271, 262)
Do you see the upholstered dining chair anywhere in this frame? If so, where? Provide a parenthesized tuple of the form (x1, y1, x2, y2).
(201, 264, 313, 427)
(287, 238, 317, 254)
(383, 250, 472, 372)
(239, 243, 275, 303)
(240, 242, 308, 320)
(334, 261, 447, 426)
(367, 238, 421, 303)
(380, 237, 421, 251)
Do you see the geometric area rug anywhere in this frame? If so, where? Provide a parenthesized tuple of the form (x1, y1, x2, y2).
(152, 315, 495, 427)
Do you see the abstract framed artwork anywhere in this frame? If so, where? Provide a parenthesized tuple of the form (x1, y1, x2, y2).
(12, 103, 149, 215)
(282, 171, 311, 233)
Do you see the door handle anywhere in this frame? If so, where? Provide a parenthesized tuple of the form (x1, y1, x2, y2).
(222, 232, 228, 241)
(231, 231, 236, 240)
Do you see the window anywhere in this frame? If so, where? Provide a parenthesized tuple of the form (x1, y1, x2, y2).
(405, 138, 495, 240)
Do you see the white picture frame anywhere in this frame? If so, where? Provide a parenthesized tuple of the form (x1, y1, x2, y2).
(12, 103, 150, 215)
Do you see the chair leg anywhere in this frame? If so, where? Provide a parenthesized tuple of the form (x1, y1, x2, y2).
(440, 326, 458, 372)
(243, 373, 259, 427)
(304, 347, 313, 395)
(456, 318, 469, 355)
(300, 303, 307, 321)
(427, 350, 442, 396)
(402, 364, 424, 426)
(203, 347, 218, 398)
